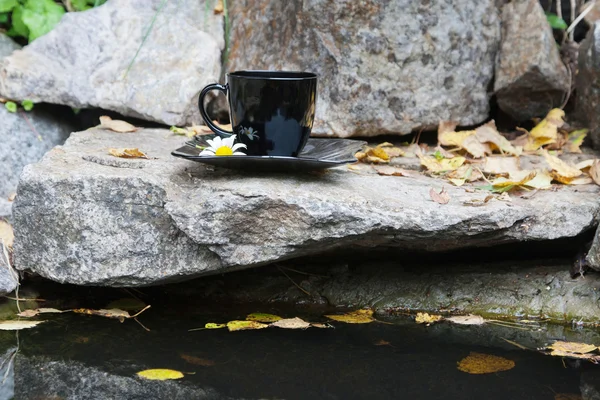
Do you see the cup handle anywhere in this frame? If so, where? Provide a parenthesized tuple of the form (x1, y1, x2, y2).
(198, 83, 234, 137)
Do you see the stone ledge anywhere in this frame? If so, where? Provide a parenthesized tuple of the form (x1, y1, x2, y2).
(12, 128, 600, 286)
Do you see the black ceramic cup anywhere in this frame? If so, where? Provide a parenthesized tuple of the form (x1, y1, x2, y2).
(198, 71, 317, 157)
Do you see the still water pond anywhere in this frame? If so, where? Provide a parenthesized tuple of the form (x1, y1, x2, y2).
(0, 285, 596, 400)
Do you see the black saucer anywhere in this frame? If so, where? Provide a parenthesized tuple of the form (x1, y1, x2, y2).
(171, 135, 366, 172)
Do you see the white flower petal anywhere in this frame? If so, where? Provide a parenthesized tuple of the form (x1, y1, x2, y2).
(199, 149, 215, 156)
(223, 135, 236, 148)
(231, 143, 247, 151)
(232, 151, 247, 155)
(205, 138, 218, 148)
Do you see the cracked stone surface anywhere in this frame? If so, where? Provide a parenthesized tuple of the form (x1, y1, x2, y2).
(12, 128, 600, 286)
(227, 0, 501, 137)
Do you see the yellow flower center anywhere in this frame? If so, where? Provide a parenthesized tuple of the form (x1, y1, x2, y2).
(215, 146, 233, 156)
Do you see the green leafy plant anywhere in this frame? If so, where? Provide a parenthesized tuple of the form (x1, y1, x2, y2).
(21, 99, 33, 111)
(546, 12, 568, 30)
(4, 101, 17, 113)
(0, 0, 106, 43)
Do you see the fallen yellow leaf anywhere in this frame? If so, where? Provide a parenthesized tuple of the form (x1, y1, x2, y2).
(542, 151, 582, 179)
(475, 121, 521, 156)
(246, 313, 282, 323)
(490, 170, 536, 189)
(523, 170, 553, 189)
(457, 352, 515, 374)
(108, 148, 148, 159)
(523, 108, 564, 151)
(565, 129, 588, 153)
(420, 155, 466, 173)
(227, 320, 269, 331)
(415, 312, 442, 324)
(368, 147, 390, 161)
(548, 341, 597, 354)
(575, 159, 595, 171)
(205, 323, 226, 329)
(136, 369, 184, 381)
(99, 116, 137, 133)
(213, 0, 224, 14)
(325, 309, 374, 324)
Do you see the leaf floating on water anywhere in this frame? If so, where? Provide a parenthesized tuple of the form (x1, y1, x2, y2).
(548, 341, 597, 354)
(270, 317, 311, 330)
(325, 309, 374, 324)
(108, 148, 148, 159)
(180, 354, 215, 366)
(415, 312, 442, 324)
(227, 320, 269, 332)
(457, 352, 515, 374)
(0, 320, 44, 330)
(246, 313, 282, 323)
(17, 308, 65, 318)
(446, 314, 485, 325)
(136, 369, 184, 381)
(429, 187, 450, 204)
(99, 116, 138, 133)
(106, 298, 147, 312)
(204, 323, 226, 329)
(72, 305, 150, 322)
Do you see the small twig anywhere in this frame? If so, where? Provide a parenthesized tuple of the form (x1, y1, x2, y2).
(567, 0, 595, 37)
(277, 266, 311, 296)
(19, 110, 42, 142)
(570, 0, 577, 41)
(130, 304, 151, 318)
(133, 317, 150, 332)
(2, 296, 45, 302)
(560, 65, 573, 109)
(62, 0, 74, 12)
(487, 321, 530, 330)
(413, 128, 424, 145)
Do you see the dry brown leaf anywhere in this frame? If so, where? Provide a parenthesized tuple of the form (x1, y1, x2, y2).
(17, 308, 66, 318)
(575, 159, 595, 171)
(548, 350, 600, 363)
(429, 187, 450, 204)
(457, 352, 515, 374)
(446, 314, 485, 325)
(483, 157, 521, 175)
(213, 0, 224, 13)
(490, 170, 536, 190)
(475, 121, 521, 156)
(463, 195, 494, 207)
(373, 165, 411, 177)
(415, 312, 442, 324)
(108, 148, 148, 159)
(590, 160, 600, 186)
(7, 193, 15, 202)
(180, 354, 215, 366)
(542, 151, 582, 179)
(72, 305, 150, 323)
(548, 341, 597, 354)
(0, 220, 13, 248)
(99, 116, 137, 133)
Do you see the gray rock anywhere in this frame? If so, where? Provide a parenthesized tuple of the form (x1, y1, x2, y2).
(227, 0, 501, 138)
(0, 252, 17, 296)
(14, 355, 233, 400)
(0, 0, 223, 127)
(494, 0, 570, 121)
(587, 225, 600, 270)
(0, 106, 73, 219)
(0, 34, 20, 59)
(11, 128, 600, 287)
(577, 23, 600, 149)
(582, 370, 600, 400)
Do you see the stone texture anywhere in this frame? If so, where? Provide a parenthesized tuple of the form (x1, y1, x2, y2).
(0, 0, 223, 127)
(494, 0, 570, 121)
(577, 23, 600, 149)
(582, 370, 600, 400)
(0, 34, 19, 59)
(587, 224, 600, 270)
(227, 0, 501, 138)
(0, 106, 74, 218)
(0, 251, 17, 296)
(11, 128, 600, 287)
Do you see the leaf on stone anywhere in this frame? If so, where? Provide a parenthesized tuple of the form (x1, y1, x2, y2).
(213, 0, 223, 14)
(523, 109, 565, 151)
(270, 317, 311, 330)
(106, 298, 147, 312)
(0, 320, 44, 330)
(357, 146, 390, 163)
(99, 116, 138, 133)
(463, 194, 494, 207)
(415, 312, 442, 324)
(108, 148, 148, 159)
(0, 220, 14, 248)
(542, 150, 588, 184)
(136, 369, 184, 381)
(180, 354, 215, 366)
(575, 159, 595, 171)
(457, 352, 515, 374)
(205, 323, 226, 329)
(246, 313, 282, 323)
(17, 308, 65, 317)
(439, 128, 477, 148)
(489, 170, 537, 191)
(447, 165, 482, 187)
(475, 121, 521, 156)
(227, 320, 269, 331)
(522, 170, 553, 189)
(548, 341, 597, 354)
(325, 309, 374, 324)
(429, 187, 450, 204)
(21, 99, 34, 111)
(446, 314, 485, 325)
(565, 129, 588, 153)
(589, 160, 600, 186)
(367, 147, 390, 162)
(420, 155, 466, 173)
(483, 156, 521, 175)
(373, 165, 412, 177)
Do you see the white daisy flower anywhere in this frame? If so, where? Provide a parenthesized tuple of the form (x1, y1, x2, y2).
(199, 136, 247, 156)
(240, 126, 258, 141)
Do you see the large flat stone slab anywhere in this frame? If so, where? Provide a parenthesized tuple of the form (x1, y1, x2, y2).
(12, 128, 600, 286)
